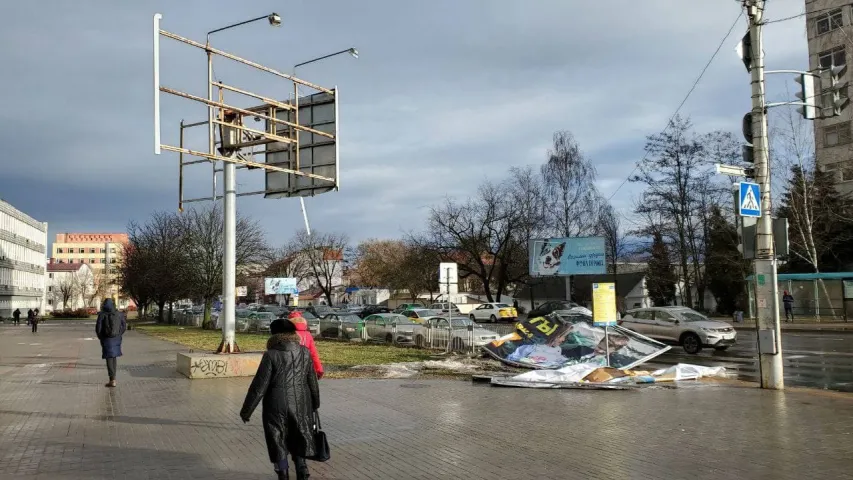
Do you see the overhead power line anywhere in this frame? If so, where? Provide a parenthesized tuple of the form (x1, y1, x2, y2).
(605, 10, 744, 202)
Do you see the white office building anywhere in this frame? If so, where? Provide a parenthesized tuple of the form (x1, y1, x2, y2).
(0, 199, 48, 317)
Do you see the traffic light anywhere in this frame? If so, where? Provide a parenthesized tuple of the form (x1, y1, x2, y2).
(794, 73, 817, 119)
(742, 146, 756, 179)
(827, 64, 849, 117)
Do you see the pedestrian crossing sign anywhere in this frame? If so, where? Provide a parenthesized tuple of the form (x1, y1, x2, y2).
(739, 182, 761, 217)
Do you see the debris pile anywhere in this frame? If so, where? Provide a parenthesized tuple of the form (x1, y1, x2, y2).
(491, 362, 726, 389)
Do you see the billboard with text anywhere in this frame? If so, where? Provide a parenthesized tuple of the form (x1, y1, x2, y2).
(264, 278, 299, 295)
(529, 237, 606, 277)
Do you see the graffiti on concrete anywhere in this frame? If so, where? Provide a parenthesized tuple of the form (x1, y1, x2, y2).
(190, 358, 228, 377)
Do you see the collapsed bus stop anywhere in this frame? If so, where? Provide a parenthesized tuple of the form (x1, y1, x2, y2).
(747, 272, 853, 321)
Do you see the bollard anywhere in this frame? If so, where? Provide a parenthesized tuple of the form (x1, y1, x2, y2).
(467, 324, 475, 355)
(338, 319, 343, 340)
(392, 322, 397, 345)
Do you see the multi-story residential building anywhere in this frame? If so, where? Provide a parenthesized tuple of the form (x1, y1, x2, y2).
(806, 1, 853, 195)
(50, 233, 130, 308)
(46, 263, 96, 311)
(0, 199, 48, 317)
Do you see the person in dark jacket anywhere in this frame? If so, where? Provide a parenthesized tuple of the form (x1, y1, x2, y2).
(95, 299, 126, 387)
(782, 291, 795, 322)
(241, 319, 320, 480)
(12, 308, 20, 326)
(27, 309, 37, 333)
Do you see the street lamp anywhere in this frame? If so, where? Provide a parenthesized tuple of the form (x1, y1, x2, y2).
(205, 13, 281, 353)
(292, 47, 359, 236)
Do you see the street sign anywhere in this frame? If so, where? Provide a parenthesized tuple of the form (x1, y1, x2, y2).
(739, 182, 761, 217)
(715, 164, 747, 176)
(592, 283, 617, 326)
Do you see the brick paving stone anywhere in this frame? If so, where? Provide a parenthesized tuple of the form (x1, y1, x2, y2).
(1, 323, 853, 479)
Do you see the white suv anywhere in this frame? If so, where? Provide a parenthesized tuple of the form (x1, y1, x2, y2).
(619, 307, 736, 354)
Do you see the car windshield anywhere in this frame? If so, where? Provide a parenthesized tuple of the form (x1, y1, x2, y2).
(679, 311, 709, 322)
(256, 313, 275, 320)
(299, 311, 317, 320)
(338, 314, 362, 323)
(495, 304, 510, 308)
(416, 309, 441, 317)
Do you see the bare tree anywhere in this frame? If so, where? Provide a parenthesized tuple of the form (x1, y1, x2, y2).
(295, 230, 349, 305)
(57, 275, 78, 310)
(596, 203, 629, 278)
(179, 205, 269, 327)
(541, 131, 602, 237)
(265, 237, 313, 288)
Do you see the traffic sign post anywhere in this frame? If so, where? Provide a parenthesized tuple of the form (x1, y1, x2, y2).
(739, 182, 761, 217)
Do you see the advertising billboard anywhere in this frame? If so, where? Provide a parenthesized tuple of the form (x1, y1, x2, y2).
(264, 278, 299, 295)
(529, 236, 606, 277)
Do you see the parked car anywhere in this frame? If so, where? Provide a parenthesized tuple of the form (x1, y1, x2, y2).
(414, 317, 500, 350)
(618, 307, 737, 354)
(429, 302, 461, 315)
(469, 303, 517, 323)
(307, 304, 334, 317)
(528, 301, 593, 318)
(248, 312, 276, 333)
(362, 313, 420, 344)
(354, 305, 392, 318)
(393, 303, 425, 314)
(401, 308, 442, 323)
(319, 312, 364, 340)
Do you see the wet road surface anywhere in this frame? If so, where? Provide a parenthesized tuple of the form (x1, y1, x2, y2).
(648, 330, 853, 392)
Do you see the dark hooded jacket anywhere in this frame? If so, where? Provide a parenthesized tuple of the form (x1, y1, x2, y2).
(240, 333, 320, 463)
(95, 299, 126, 359)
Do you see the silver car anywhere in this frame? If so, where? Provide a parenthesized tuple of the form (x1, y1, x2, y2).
(619, 307, 736, 354)
(363, 313, 420, 344)
(414, 317, 500, 350)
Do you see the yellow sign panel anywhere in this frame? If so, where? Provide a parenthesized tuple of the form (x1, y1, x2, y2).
(592, 282, 617, 326)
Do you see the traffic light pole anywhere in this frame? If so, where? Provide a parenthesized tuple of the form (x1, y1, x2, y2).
(745, 0, 784, 389)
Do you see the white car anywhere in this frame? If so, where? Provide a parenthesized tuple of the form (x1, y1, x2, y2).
(469, 303, 518, 323)
(618, 307, 737, 354)
(414, 317, 500, 349)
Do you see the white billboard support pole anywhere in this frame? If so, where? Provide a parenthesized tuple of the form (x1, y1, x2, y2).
(300, 197, 311, 235)
(153, 14, 162, 155)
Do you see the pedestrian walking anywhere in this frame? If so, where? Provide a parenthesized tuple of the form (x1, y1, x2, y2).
(95, 298, 126, 388)
(782, 290, 795, 323)
(512, 299, 519, 310)
(27, 309, 34, 331)
(12, 308, 20, 326)
(288, 311, 324, 379)
(241, 319, 321, 480)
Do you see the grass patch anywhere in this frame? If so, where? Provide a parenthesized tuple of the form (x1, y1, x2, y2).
(135, 324, 433, 367)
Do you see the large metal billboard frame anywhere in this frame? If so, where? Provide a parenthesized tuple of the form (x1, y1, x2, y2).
(529, 236, 606, 277)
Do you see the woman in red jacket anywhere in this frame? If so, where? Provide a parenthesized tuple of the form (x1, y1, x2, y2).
(287, 311, 324, 379)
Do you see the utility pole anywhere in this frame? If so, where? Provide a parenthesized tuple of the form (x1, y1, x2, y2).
(744, 0, 784, 389)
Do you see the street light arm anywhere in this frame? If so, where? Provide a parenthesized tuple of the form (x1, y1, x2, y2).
(294, 49, 357, 70)
(207, 13, 280, 43)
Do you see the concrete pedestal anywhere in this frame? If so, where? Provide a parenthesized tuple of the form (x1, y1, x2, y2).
(176, 352, 263, 379)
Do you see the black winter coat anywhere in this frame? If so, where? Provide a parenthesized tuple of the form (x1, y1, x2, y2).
(240, 333, 321, 463)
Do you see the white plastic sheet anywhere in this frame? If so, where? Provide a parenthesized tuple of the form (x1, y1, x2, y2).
(650, 364, 727, 381)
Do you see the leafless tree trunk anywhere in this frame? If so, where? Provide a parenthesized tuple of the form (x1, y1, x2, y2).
(295, 230, 349, 306)
(541, 131, 601, 238)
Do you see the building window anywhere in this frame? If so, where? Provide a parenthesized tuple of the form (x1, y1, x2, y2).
(57, 259, 63, 264)
(110, 248, 116, 254)
(816, 9, 844, 35)
(56, 248, 63, 254)
(89, 248, 96, 253)
(824, 121, 851, 147)
(819, 46, 846, 69)
(843, 164, 853, 182)
(48, 286, 52, 292)
(822, 86, 849, 116)
(49, 273, 53, 279)
(100, 248, 106, 253)
(111, 258, 117, 264)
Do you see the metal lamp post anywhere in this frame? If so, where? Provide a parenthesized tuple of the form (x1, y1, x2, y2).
(206, 13, 280, 352)
(292, 47, 358, 235)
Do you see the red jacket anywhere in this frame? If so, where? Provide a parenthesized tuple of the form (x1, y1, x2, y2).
(293, 321, 324, 378)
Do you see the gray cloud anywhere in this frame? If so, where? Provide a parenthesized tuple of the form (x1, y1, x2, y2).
(0, 0, 809, 248)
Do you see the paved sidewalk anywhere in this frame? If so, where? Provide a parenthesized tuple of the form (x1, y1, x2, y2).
(1, 324, 853, 479)
(730, 322, 853, 333)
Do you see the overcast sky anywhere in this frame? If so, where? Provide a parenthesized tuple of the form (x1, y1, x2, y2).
(0, 0, 810, 248)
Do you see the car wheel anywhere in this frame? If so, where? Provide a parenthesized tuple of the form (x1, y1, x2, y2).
(489, 315, 497, 323)
(385, 333, 394, 344)
(681, 333, 703, 354)
(415, 335, 425, 348)
(451, 338, 466, 351)
(714, 346, 729, 351)
(469, 314, 476, 321)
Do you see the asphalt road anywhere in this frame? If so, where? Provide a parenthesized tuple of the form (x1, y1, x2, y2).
(647, 330, 853, 392)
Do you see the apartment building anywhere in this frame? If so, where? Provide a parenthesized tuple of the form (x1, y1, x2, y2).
(51, 232, 130, 308)
(806, 1, 853, 195)
(0, 199, 48, 317)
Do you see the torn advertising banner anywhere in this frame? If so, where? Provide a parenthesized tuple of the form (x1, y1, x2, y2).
(482, 313, 670, 370)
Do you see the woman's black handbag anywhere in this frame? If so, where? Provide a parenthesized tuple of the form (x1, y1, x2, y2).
(307, 411, 330, 462)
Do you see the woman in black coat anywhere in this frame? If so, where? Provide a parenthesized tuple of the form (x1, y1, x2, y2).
(96, 298, 126, 387)
(241, 319, 320, 480)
